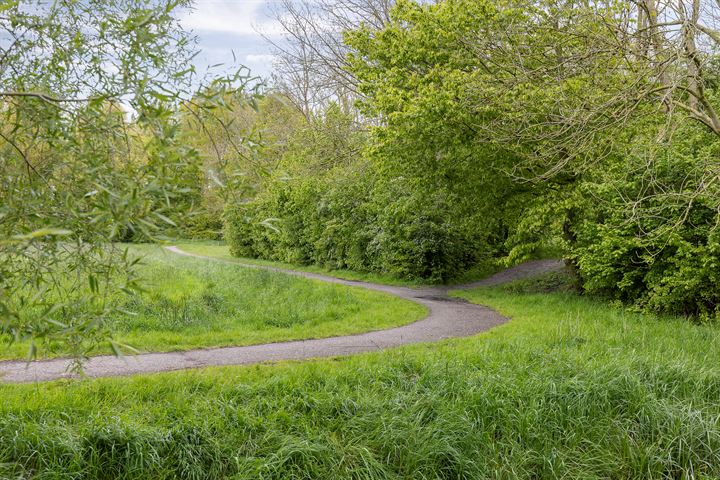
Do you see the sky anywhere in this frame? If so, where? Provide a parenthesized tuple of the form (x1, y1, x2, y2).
(178, 0, 282, 81)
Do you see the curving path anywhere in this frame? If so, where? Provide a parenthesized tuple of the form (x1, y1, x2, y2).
(0, 247, 564, 383)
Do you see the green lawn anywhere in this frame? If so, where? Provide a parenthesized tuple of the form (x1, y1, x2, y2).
(3, 275, 720, 478)
(0, 245, 425, 360)
(174, 241, 498, 286)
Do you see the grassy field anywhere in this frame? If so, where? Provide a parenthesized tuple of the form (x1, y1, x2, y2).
(174, 241, 498, 286)
(0, 245, 425, 360)
(2, 273, 719, 478)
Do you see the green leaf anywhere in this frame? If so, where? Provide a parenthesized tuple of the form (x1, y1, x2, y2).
(89, 275, 98, 294)
(259, 218, 281, 233)
(12, 228, 73, 240)
(0, 1, 18, 13)
(26, 342, 37, 363)
(154, 212, 177, 227)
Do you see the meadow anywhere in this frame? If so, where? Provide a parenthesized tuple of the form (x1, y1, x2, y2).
(0, 245, 424, 360)
(2, 271, 719, 479)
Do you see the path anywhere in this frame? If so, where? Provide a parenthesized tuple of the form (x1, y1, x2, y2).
(0, 248, 563, 383)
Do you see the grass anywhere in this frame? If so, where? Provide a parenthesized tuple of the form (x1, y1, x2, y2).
(3, 272, 720, 478)
(174, 241, 428, 286)
(174, 241, 500, 287)
(0, 245, 425, 360)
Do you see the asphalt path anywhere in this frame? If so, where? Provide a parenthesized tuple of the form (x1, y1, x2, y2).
(0, 247, 563, 383)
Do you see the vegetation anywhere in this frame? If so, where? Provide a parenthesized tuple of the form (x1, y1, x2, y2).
(0, 0, 260, 362)
(0, 245, 424, 360)
(219, 0, 720, 320)
(221, 96, 516, 282)
(3, 0, 720, 477)
(176, 241, 498, 286)
(5, 0, 719, 360)
(3, 275, 720, 478)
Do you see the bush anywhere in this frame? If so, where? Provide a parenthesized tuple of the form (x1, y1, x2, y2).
(570, 130, 720, 319)
(574, 202, 720, 318)
(224, 202, 259, 258)
(181, 211, 224, 240)
(224, 168, 495, 282)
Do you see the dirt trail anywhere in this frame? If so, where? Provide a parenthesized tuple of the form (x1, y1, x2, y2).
(0, 247, 563, 383)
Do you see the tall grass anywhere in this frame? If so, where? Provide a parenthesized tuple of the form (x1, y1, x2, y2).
(0, 245, 424, 360)
(3, 280, 720, 478)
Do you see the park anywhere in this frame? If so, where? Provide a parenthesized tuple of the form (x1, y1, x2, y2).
(2, 0, 720, 478)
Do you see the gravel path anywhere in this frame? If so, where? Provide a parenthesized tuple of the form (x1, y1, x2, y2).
(0, 248, 564, 383)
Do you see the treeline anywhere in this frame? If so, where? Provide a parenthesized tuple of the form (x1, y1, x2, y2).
(221, 101, 520, 282)
(203, 0, 719, 318)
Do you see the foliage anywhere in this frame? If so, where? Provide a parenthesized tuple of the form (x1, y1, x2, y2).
(0, 0, 256, 362)
(176, 86, 272, 240)
(177, 242, 433, 286)
(340, 0, 720, 315)
(225, 93, 506, 282)
(225, 104, 377, 271)
(570, 122, 720, 318)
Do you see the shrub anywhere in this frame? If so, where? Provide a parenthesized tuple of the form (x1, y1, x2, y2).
(571, 130, 720, 319)
(224, 202, 259, 258)
(224, 166, 496, 282)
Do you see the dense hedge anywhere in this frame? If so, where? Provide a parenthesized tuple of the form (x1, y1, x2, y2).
(225, 161, 493, 282)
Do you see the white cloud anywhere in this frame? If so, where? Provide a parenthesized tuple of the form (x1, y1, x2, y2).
(246, 54, 277, 63)
(179, 0, 284, 36)
(176, 0, 284, 79)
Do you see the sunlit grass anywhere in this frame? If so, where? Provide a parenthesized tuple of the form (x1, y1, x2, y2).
(0, 244, 425, 360)
(3, 274, 720, 478)
(175, 240, 499, 286)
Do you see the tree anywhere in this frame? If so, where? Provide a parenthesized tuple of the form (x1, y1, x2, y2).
(345, 0, 720, 313)
(266, 0, 393, 117)
(0, 0, 252, 365)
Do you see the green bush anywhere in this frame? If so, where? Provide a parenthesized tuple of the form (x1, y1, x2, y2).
(369, 185, 486, 281)
(224, 166, 495, 282)
(180, 211, 224, 240)
(223, 202, 259, 258)
(570, 129, 720, 319)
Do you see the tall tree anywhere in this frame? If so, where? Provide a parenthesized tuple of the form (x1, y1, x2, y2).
(266, 0, 393, 117)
